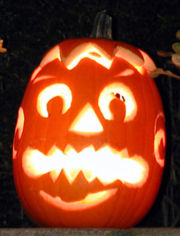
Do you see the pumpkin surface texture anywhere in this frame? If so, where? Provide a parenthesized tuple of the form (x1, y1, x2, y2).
(13, 38, 166, 228)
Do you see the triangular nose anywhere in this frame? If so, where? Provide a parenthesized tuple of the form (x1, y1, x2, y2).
(69, 103, 103, 135)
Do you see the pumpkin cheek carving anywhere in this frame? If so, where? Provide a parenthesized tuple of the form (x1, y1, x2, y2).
(13, 39, 166, 228)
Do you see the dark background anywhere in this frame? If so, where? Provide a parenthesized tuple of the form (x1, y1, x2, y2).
(0, 0, 180, 228)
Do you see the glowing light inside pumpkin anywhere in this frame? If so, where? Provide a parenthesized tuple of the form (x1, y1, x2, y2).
(40, 188, 117, 210)
(63, 43, 113, 70)
(154, 129, 166, 167)
(131, 64, 144, 74)
(37, 83, 72, 117)
(63, 43, 145, 75)
(98, 82, 137, 122)
(22, 145, 148, 187)
(69, 103, 103, 134)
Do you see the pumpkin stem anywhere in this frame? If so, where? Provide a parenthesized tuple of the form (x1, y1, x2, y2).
(90, 10, 112, 40)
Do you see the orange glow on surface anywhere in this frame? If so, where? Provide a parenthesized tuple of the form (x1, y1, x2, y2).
(15, 107, 24, 139)
(13, 107, 25, 160)
(98, 83, 137, 122)
(12, 145, 17, 160)
(22, 145, 148, 187)
(69, 103, 103, 134)
(154, 129, 166, 167)
(40, 189, 117, 210)
(37, 83, 72, 117)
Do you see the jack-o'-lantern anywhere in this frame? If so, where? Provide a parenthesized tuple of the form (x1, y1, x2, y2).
(13, 38, 166, 228)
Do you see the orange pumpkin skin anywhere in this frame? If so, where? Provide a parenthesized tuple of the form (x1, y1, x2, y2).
(13, 38, 166, 228)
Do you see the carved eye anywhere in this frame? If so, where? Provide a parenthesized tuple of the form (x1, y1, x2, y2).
(98, 83, 137, 122)
(37, 83, 72, 117)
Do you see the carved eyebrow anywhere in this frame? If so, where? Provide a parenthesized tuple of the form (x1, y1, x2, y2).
(62, 43, 145, 73)
(36, 42, 156, 76)
(113, 46, 144, 74)
(62, 43, 113, 70)
(114, 46, 144, 66)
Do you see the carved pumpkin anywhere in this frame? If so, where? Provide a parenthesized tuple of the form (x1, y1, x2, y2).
(13, 38, 166, 228)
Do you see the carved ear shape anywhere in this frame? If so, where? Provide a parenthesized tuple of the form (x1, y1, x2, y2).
(40, 45, 61, 68)
(62, 43, 145, 71)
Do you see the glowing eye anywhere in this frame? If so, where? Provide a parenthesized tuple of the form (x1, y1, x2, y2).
(37, 83, 72, 118)
(98, 83, 137, 122)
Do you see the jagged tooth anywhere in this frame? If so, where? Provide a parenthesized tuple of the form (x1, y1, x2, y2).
(82, 169, 95, 183)
(48, 145, 65, 182)
(64, 144, 77, 156)
(69, 169, 81, 181)
(64, 168, 81, 184)
(50, 169, 61, 182)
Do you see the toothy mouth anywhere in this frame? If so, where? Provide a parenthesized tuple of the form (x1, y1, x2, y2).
(40, 188, 117, 210)
(22, 145, 149, 187)
(22, 145, 149, 208)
